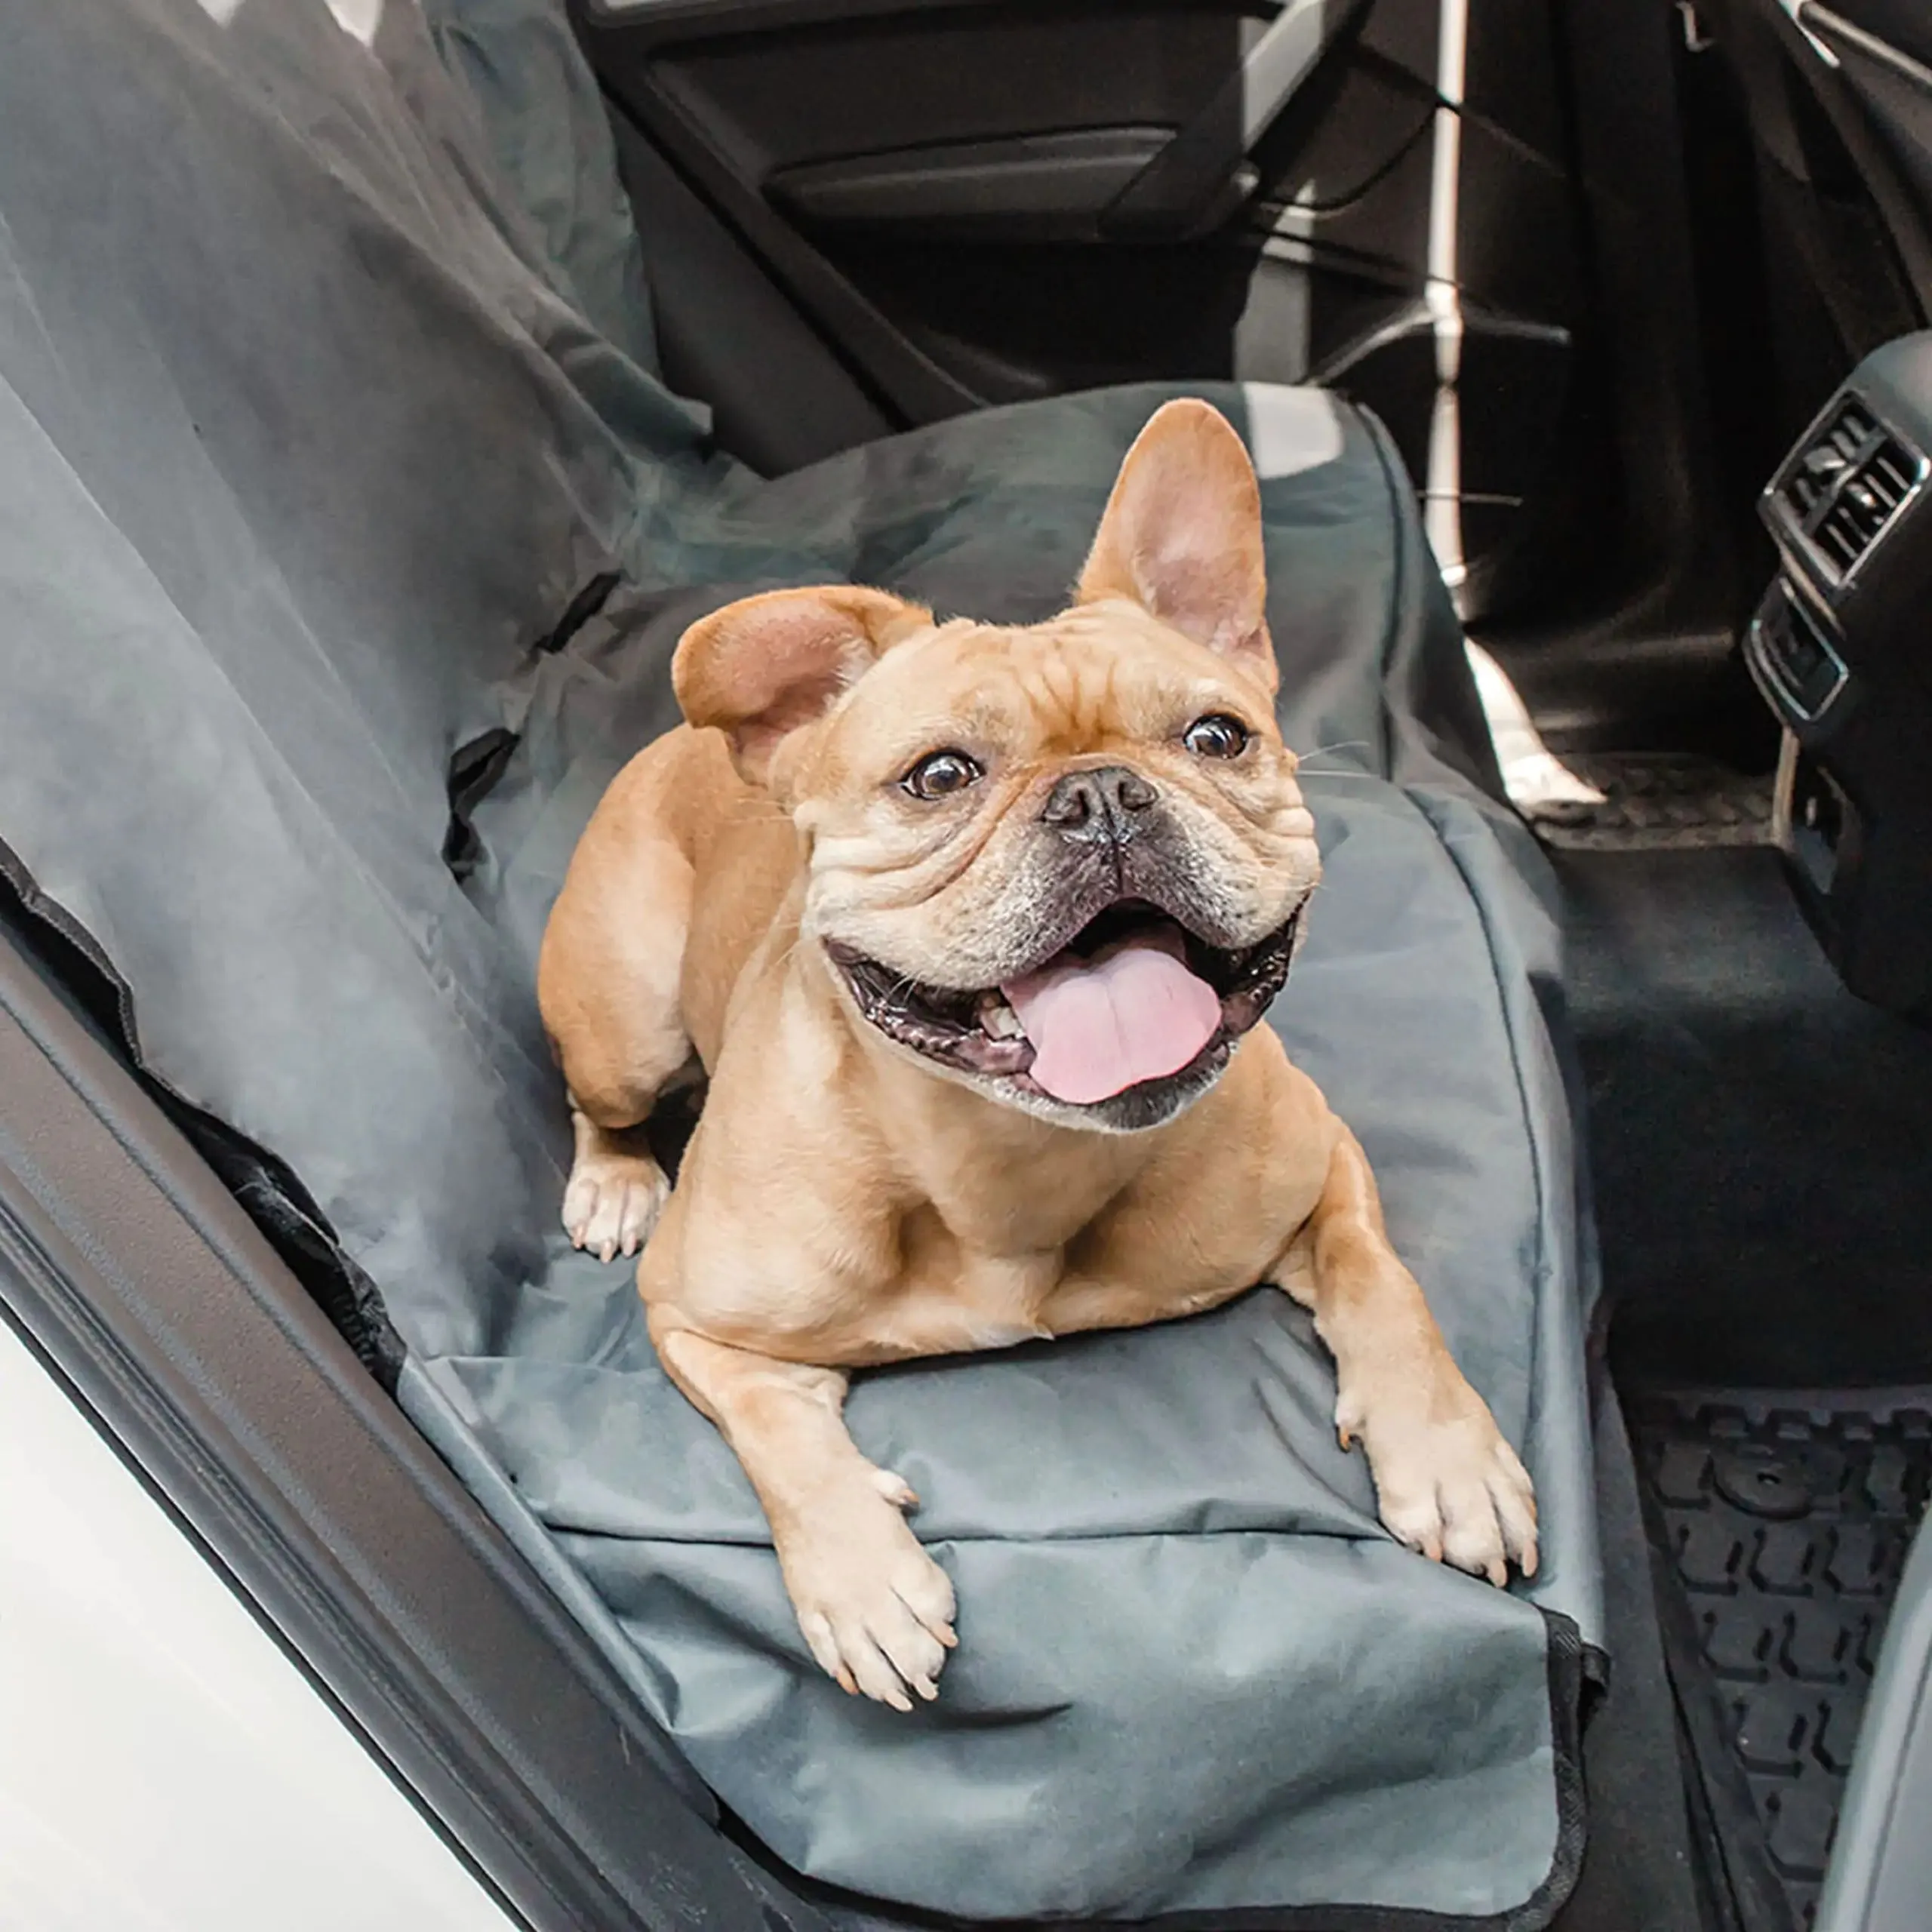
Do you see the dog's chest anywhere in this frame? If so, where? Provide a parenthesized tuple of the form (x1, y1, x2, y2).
(887, 1208, 1063, 1351)
(885, 1190, 1269, 1352)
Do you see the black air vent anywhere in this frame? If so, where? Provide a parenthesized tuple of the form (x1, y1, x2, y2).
(1781, 398, 1874, 521)
(1774, 395, 1923, 585)
(1755, 587, 1847, 719)
(1814, 438, 1916, 575)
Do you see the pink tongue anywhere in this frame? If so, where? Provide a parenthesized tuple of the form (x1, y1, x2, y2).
(1003, 937, 1223, 1106)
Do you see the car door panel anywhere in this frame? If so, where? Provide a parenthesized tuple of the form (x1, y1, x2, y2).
(1822, 0, 1932, 75)
(1807, 3, 1932, 248)
(576, 0, 1598, 622)
(1694, 0, 1930, 512)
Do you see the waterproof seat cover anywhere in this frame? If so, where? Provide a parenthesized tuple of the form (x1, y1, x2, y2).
(0, 1, 1601, 1922)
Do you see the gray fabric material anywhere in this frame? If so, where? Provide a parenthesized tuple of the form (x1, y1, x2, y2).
(420, 0, 672, 389)
(0, 0, 1597, 1920)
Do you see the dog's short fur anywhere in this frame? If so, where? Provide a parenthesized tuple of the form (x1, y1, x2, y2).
(538, 400, 1537, 1709)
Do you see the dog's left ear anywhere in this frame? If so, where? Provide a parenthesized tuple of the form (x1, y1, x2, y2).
(1077, 398, 1277, 697)
(673, 584, 934, 787)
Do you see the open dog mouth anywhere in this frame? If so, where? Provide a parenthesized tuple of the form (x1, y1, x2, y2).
(823, 897, 1303, 1111)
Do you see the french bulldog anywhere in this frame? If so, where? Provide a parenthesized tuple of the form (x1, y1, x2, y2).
(537, 399, 1538, 1710)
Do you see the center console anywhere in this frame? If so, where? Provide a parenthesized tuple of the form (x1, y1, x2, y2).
(1749, 334, 1932, 1020)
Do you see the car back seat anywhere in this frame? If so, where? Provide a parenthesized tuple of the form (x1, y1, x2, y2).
(0, 0, 1600, 1922)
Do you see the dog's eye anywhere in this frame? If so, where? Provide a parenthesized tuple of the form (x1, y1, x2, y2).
(1183, 714, 1251, 759)
(901, 749, 983, 800)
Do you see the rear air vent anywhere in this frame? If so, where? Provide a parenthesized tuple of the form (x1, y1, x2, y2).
(1752, 586, 1847, 721)
(1781, 397, 1875, 522)
(1814, 437, 1917, 575)
(1772, 395, 1925, 586)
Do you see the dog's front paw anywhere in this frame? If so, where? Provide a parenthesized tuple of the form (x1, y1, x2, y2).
(562, 1147, 669, 1262)
(777, 1475, 958, 1712)
(1337, 1361, 1538, 1587)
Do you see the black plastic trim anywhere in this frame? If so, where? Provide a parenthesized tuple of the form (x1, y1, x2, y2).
(1761, 385, 1930, 601)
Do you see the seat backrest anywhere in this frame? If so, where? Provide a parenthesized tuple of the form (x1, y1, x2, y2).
(0, 0, 705, 1358)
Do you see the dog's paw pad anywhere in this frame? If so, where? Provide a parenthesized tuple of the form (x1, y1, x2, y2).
(562, 1150, 669, 1261)
(1349, 1383, 1538, 1588)
(781, 1497, 958, 1710)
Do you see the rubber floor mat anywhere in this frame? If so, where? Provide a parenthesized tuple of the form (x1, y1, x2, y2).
(1525, 754, 1774, 852)
(1629, 1390, 1932, 1930)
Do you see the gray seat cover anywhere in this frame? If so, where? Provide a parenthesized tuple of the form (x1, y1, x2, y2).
(0, 0, 1601, 1922)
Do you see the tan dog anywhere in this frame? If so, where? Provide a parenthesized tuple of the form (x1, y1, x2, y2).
(538, 400, 1537, 1711)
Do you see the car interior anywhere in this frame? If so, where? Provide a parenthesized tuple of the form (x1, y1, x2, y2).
(4, 1, 1932, 1929)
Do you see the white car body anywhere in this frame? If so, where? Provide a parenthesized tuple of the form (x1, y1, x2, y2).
(0, 1315, 518, 1932)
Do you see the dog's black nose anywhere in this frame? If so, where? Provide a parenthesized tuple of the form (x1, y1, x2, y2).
(1041, 765, 1158, 842)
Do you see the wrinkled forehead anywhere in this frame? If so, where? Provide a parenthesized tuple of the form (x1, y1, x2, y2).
(843, 606, 1257, 749)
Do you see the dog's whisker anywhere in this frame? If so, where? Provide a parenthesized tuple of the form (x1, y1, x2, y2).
(1295, 749, 1378, 776)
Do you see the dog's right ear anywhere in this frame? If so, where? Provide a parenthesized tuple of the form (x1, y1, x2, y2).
(672, 585, 934, 787)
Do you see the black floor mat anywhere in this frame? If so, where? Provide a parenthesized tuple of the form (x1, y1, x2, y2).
(1629, 1389, 1932, 1931)
(1525, 753, 1774, 851)
(1562, 848, 1932, 1389)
